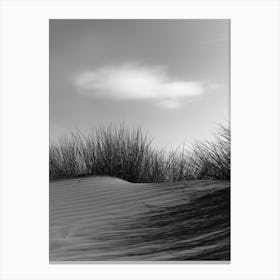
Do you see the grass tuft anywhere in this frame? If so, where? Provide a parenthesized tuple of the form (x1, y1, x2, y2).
(186, 125, 230, 180)
(49, 124, 230, 182)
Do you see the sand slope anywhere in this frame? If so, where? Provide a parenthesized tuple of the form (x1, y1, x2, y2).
(50, 176, 229, 262)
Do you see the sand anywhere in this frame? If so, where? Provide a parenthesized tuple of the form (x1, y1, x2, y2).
(50, 176, 229, 262)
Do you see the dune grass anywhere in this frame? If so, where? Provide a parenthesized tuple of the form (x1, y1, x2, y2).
(186, 125, 230, 180)
(49, 124, 230, 183)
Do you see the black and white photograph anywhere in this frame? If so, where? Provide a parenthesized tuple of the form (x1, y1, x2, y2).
(49, 19, 230, 262)
(1, 0, 280, 279)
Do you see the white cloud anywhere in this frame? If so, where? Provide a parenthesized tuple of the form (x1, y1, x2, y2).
(208, 83, 223, 90)
(74, 63, 204, 109)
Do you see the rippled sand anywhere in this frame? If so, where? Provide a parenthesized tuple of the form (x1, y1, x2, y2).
(50, 176, 230, 262)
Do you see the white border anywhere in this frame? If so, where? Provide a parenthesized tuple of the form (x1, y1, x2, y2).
(0, 0, 279, 279)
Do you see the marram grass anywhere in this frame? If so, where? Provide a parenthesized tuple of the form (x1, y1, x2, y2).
(49, 124, 230, 183)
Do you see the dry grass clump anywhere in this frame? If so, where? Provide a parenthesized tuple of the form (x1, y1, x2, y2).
(50, 125, 167, 183)
(49, 124, 230, 182)
(186, 126, 230, 180)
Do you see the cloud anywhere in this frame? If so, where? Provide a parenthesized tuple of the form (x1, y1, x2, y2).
(74, 63, 204, 109)
(208, 83, 223, 90)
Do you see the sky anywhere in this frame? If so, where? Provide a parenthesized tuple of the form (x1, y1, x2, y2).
(50, 20, 230, 149)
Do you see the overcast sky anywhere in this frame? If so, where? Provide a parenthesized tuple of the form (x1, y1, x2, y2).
(50, 19, 230, 149)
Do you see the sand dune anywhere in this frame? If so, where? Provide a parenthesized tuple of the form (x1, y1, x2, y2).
(50, 176, 230, 262)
